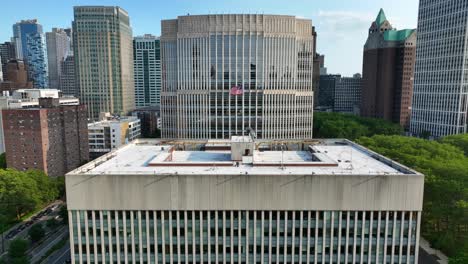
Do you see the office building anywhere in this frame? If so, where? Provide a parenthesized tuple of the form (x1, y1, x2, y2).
(132, 106, 161, 138)
(161, 14, 315, 139)
(66, 135, 424, 263)
(0, 60, 33, 93)
(60, 55, 76, 96)
(0, 55, 2, 82)
(12, 19, 49, 88)
(73, 6, 135, 120)
(361, 9, 416, 129)
(134, 35, 161, 107)
(334, 74, 362, 114)
(0, 42, 17, 81)
(46, 28, 71, 89)
(2, 96, 88, 176)
(88, 114, 141, 158)
(410, 0, 468, 137)
(316, 74, 361, 114)
(317, 74, 340, 111)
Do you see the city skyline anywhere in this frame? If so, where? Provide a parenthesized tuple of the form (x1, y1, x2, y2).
(0, 0, 418, 76)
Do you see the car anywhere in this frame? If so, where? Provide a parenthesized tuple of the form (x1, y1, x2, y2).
(65, 258, 71, 263)
(50, 204, 60, 211)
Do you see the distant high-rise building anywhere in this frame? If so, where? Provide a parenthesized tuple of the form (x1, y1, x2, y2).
(2, 95, 88, 176)
(410, 1, 468, 137)
(60, 55, 76, 96)
(316, 74, 362, 115)
(318, 54, 327, 75)
(46, 28, 71, 89)
(317, 74, 340, 111)
(334, 74, 362, 114)
(133, 35, 161, 107)
(161, 14, 315, 139)
(0, 42, 17, 81)
(0, 55, 2, 82)
(131, 106, 161, 137)
(13, 19, 48, 88)
(0, 60, 33, 93)
(73, 6, 135, 120)
(361, 9, 416, 129)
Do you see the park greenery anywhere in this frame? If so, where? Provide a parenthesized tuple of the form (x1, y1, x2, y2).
(0, 169, 62, 231)
(314, 112, 468, 261)
(6, 239, 29, 264)
(313, 112, 403, 140)
(28, 224, 45, 243)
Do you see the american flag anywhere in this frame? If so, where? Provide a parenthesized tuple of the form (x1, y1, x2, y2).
(230, 86, 243, 95)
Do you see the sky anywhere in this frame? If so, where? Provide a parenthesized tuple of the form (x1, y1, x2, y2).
(0, 0, 419, 76)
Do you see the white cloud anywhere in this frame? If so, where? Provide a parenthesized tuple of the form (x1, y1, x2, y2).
(316, 10, 373, 39)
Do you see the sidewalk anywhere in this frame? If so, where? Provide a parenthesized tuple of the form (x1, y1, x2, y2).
(419, 237, 448, 264)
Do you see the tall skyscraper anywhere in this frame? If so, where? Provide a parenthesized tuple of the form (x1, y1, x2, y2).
(2, 96, 88, 177)
(73, 6, 135, 120)
(66, 136, 424, 263)
(0, 42, 17, 81)
(161, 14, 315, 139)
(361, 9, 416, 129)
(410, 1, 468, 137)
(60, 55, 76, 96)
(133, 34, 161, 107)
(12, 19, 48, 88)
(46, 28, 71, 89)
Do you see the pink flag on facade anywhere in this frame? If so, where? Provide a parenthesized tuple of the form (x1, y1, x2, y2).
(230, 86, 243, 95)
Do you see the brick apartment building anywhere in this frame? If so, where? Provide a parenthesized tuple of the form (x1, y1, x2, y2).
(2, 98, 89, 177)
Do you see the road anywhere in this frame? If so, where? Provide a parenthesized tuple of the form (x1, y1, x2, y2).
(0, 200, 63, 256)
(29, 226, 68, 264)
(41, 241, 70, 264)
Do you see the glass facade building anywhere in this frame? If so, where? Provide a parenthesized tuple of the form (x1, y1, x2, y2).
(410, 0, 468, 137)
(160, 15, 315, 139)
(12, 19, 48, 88)
(133, 35, 162, 107)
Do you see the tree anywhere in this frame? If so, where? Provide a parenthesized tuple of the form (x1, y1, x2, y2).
(357, 135, 468, 257)
(0, 153, 6, 169)
(441, 133, 468, 156)
(8, 239, 28, 259)
(313, 112, 403, 140)
(28, 224, 45, 243)
(59, 205, 68, 224)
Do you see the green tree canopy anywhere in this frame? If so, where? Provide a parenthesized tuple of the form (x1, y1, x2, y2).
(8, 239, 28, 259)
(313, 112, 403, 140)
(28, 224, 45, 243)
(440, 133, 468, 156)
(357, 135, 468, 257)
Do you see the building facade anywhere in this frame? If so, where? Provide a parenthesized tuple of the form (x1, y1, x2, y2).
(0, 42, 17, 81)
(13, 19, 49, 88)
(88, 115, 141, 158)
(2, 97, 88, 176)
(131, 106, 160, 137)
(161, 14, 315, 139)
(60, 55, 76, 96)
(361, 9, 416, 129)
(410, 0, 468, 137)
(46, 28, 71, 89)
(134, 35, 162, 108)
(334, 74, 362, 114)
(73, 6, 135, 120)
(0, 60, 33, 93)
(66, 136, 424, 263)
(317, 74, 340, 111)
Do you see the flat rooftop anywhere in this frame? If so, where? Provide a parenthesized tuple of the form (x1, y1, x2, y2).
(70, 138, 418, 176)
